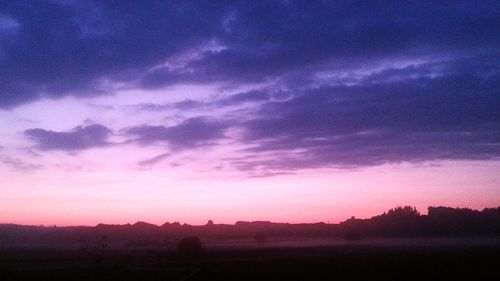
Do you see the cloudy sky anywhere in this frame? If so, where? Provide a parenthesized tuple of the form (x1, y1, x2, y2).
(0, 1, 499, 225)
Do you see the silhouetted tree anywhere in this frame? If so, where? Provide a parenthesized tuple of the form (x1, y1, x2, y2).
(385, 206, 420, 218)
(177, 236, 204, 259)
(342, 216, 363, 240)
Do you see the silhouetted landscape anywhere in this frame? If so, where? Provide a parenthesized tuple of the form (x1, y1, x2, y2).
(1, 206, 500, 248)
(2, 0, 500, 280)
(1, 206, 499, 280)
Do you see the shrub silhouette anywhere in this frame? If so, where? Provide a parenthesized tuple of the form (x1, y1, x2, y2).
(370, 205, 422, 236)
(177, 236, 204, 259)
(342, 216, 363, 241)
(385, 206, 420, 217)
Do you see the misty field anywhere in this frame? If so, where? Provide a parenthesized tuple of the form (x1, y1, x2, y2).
(1, 238, 499, 280)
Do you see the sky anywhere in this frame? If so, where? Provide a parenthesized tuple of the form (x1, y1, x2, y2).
(0, 1, 499, 226)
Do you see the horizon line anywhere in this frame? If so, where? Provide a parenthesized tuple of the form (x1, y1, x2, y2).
(2, 205, 498, 228)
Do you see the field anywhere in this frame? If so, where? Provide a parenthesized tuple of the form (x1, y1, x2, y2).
(1, 238, 499, 280)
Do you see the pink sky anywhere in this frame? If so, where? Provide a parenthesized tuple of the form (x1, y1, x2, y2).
(1, 149, 499, 226)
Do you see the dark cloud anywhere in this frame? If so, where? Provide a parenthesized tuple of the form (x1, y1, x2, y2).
(0, 1, 229, 107)
(126, 117, 229, 148)
(3, 1, 500, 174)
(141, 1, 500, 88)
(233, 64, 500, 171)
(24, 124, 112, 151)
(128, 55, 500, 171)
(1, 1, 499, 107)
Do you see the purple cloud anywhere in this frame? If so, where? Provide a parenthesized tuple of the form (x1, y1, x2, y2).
(1, 1, 499, 107)
(2, 1, 498, 175)
(24, 124, 112, 151)
(126, 117, 229, 148)
(232, 65, 500, 171)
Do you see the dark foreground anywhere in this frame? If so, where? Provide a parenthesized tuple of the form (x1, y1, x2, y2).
(1, 241, 500, 281)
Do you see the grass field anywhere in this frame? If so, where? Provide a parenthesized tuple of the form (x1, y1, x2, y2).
(1, 238, 499, 280)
